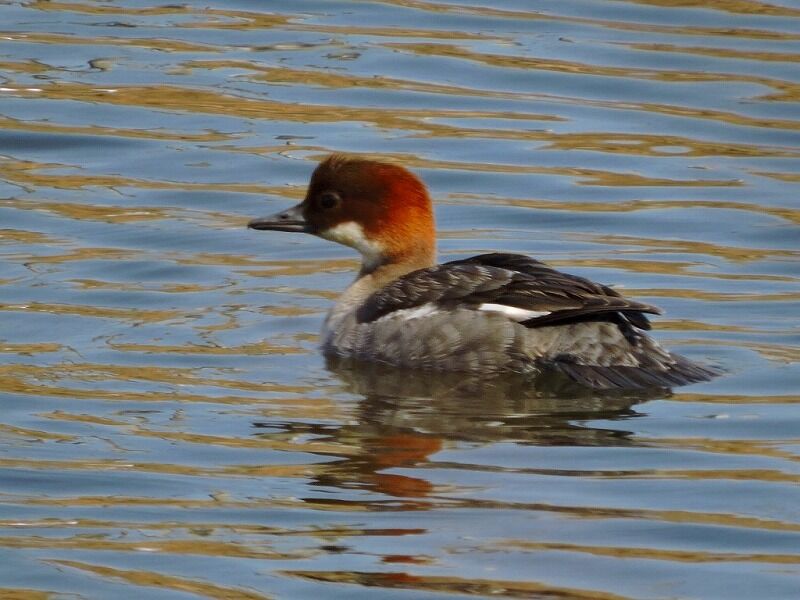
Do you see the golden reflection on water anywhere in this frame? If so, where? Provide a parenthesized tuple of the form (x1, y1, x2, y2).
(0, 534, 309, 560)
(52, 561, 272, 600)
(551, 258, 796, 282)
(498, 539, 800, 564)
(644, 437, 800, 463)
(624, 42, 800, 63)
(287, 570, 637, 600)
(178, 59, 565, 104)
(541, 131, 799, 158)
(628, 288, 800, 302)
(583, 234, 799, 263)
(0, 158, 290, 196)
(0, 115, 236, 143)
(0, 342, 62, 355)
(364, 0, 800, 26)
(673, 393, 799, 405)
(16, 491, 796, 533)
(448, 194, 800, 225)
(680, 339, 800, 362)
(620, 0, 800, 18)
(0, 589, 53, 600)
(106, 340, 307, 356)
(0, 31, 222, 53)
(28, 0, 498, 40)
(1, 82, 564, 141)
(0, 302, 183, 322)
(302, 151, 744, 186)
(0, 364, 314, 404)
(751, 169, 800, 182)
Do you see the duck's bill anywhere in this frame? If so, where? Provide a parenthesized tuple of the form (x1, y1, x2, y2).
(248, 204, 308, 232)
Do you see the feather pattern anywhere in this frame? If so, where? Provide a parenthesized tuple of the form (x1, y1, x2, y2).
(340, 252, 719, 389)
(356, 252, 660, 335)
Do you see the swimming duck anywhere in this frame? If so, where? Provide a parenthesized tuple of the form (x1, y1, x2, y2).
(249, 155, 717, 389)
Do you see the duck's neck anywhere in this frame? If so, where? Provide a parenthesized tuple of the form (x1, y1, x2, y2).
(327, 252, 436, 329)
(358, 245, 435, 278)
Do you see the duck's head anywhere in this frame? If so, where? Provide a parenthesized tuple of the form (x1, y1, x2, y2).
(248, 155, 436, 274)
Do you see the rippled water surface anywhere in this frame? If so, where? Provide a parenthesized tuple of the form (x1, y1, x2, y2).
(1, 1, 799, 598)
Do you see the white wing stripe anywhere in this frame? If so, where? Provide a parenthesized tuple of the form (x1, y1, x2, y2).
(477, 303, 550, 321)
(378, 302, 550, 323)
(378, 303, 439, 322)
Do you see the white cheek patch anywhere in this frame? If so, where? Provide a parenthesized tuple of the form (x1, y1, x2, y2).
(320, 221, 385, 270)
(477, 303, 550, 322)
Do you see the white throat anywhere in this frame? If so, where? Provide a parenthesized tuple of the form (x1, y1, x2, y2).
(319, 221, 386, 272)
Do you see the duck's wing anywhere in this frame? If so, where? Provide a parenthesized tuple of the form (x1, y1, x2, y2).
(356, 252, 661, 337)
(454, 253, 658, 331)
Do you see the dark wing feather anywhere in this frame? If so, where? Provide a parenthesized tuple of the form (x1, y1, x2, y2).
(454, 253, 657, 330)
(356, 252, 662, 334)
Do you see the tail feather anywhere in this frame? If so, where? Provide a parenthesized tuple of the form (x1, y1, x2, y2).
(550, 353, 721, 390)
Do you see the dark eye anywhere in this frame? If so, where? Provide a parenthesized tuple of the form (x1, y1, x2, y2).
(318, 191, 340, 210)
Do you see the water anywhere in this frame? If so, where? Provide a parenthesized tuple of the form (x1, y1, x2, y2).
(1, 1, 799, 598)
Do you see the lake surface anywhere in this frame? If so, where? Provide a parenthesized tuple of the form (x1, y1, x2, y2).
(1, 1, 799, 598)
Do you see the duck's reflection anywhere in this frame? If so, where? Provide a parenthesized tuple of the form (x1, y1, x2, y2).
(328, 356, 664, 442)
(259, 360, 668, 501)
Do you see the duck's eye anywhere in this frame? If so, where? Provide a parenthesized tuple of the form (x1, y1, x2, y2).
(318, 191, 340, 210)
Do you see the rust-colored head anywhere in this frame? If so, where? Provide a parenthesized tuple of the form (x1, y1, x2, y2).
(249, 155, 436, 272)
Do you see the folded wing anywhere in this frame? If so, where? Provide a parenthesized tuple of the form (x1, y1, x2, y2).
(356, 252, 660, 344)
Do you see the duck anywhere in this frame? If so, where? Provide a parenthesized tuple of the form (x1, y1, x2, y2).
(248, 154, 718, 390)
